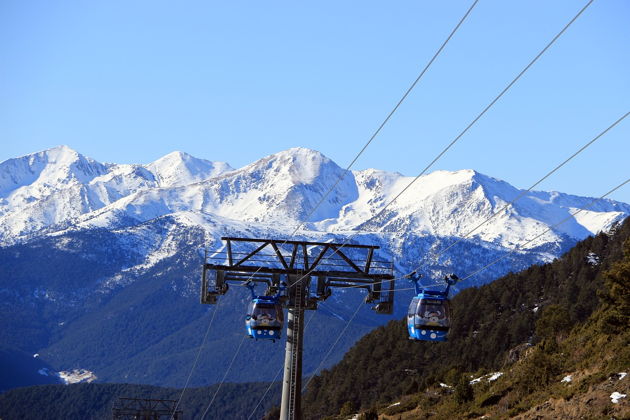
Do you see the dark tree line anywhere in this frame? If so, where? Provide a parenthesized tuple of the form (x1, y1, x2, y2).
(301, 218, 630, 419)
(0, 381, 281, 420)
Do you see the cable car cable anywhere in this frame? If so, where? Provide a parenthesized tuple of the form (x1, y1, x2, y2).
(200, 334, 248, 419)
(291, 0, 596, 295)
(285, 0, 479, 239)
(461, 177, 630, 282)
(350, 0, 595, 236)
(170, 293, 223, 419)
(208, 1, 480, 412)
(301, 299, 364, 393)
(246, 311, 317, 420)
(336, 110, 629, 290)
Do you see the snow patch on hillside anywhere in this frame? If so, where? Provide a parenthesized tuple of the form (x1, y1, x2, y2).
(57, 369, 97, 384)
(37, 367, 96, 384)
(470, 372, 503, 385)
(610, 392, 626, 404)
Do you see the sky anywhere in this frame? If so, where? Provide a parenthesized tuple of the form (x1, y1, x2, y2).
(1, 0, 629, 202)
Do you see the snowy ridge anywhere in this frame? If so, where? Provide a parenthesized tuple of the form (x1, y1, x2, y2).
(0, 146, 233, 241)
(1, 146, 629, 274)
(2, 147, 629, 389)
(146, 151, 233, 188)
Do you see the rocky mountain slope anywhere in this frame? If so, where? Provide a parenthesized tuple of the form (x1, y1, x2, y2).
(1, 146, 628, 390)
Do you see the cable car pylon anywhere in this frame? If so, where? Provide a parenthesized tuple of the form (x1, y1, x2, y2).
(282, 275, 304, 419)
(201, 237, 395, 420)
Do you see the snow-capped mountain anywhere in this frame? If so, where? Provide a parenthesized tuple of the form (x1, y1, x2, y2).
(0, 146, 233, 241)
(1, 145, 629, 389)
(1, 145, 626, 250)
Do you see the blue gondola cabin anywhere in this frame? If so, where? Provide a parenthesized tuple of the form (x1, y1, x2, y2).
(246, 297, 284, 342)
(407, 290, 451, 342)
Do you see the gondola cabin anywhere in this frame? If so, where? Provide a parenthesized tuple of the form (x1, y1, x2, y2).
(246, 296, 284, 342)
(407, 289, 451, 342)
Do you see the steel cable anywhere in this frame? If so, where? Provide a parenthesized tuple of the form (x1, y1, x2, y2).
(301, 176, 629, 395)
(333, 110, 629, 290)
(200, 334, 248, 420)
(170, 297, 222, 420)
(197, 0, 595, 413)
(298, 1, 599, 393)
(203, 1, 480, 415)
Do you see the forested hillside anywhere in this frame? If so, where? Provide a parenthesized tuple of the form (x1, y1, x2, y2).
(0, 381, 280, 420)
(301, 217, 630, 419)
(2, 221, 628, 420)
(3, 147, 628, 391)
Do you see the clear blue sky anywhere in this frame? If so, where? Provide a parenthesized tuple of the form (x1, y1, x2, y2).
(1, 0, 629, 202)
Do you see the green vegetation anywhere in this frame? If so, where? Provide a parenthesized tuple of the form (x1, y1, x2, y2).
(302, 218, 630, 419)
(0, 381, 281, 420)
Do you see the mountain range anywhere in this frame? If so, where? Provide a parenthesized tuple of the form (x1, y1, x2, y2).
(1, 145, 628, 390)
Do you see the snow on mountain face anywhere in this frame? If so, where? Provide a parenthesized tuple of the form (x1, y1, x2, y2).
(146, 151, 233, 188)
(0, 146, 110, 240)
(68, 147, 358, 231)
(0, 146, 233, 242)
(0, 146, 628, 255)
(198, 147, 358, 223)
(0, 145, 108, 199)
(337, 169, 628, 249)
(2, 146, 629, 389)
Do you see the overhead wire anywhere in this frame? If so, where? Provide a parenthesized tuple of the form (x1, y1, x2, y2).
(201, 1, 480, 415)
(200, 334, 248, 420)
(170, 274, 223, 420)
(334, 109, 629, 291)
(351, 0, 595, 235)
(298, 0, 600, 390)
(288, 0, 597, 294)
(246, 310, 317, 420)
(287, 0, 598, 306)
(286, 0, 480, 238)
(301, 177, 630, 393)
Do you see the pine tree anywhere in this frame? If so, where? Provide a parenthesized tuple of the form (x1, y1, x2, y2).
(454, 374, 473, 403)
(599, 238, 630, 332)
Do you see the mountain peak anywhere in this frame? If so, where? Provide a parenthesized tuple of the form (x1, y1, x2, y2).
(1, 146, 629, 248)
(152, 150, 191, 163)
(269, 147, 332, 166)
(0, 145, 107, 198)
(146, 151, 232, 188)
(249, 147, 336, 185)
(282, 146, 326, 156)
(44, 144, 77, 154)
(35, 145, 97, 165)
